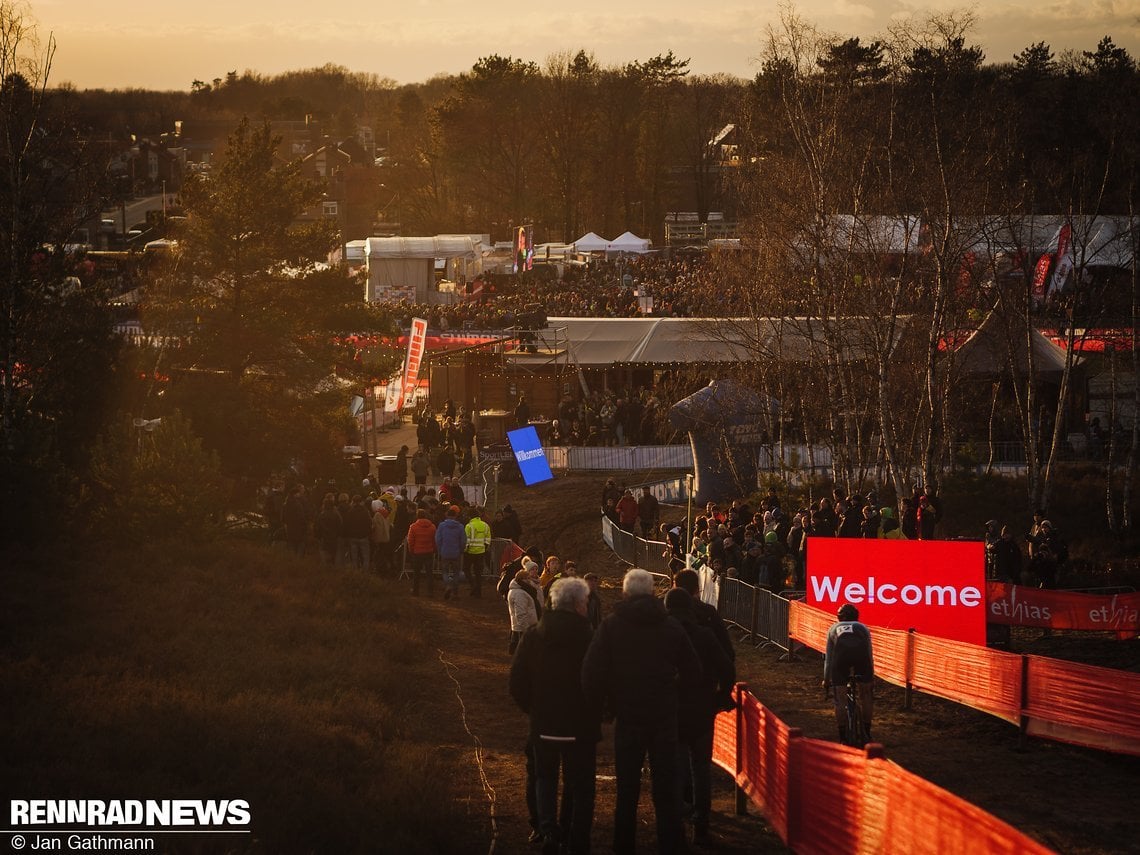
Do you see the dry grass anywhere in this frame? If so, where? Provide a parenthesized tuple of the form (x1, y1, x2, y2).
(0, 540, 481, 854)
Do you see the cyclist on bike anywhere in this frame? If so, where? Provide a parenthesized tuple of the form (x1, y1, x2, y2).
(822, 603, 875, 743)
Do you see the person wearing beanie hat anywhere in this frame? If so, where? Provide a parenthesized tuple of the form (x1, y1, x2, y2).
(508, 564, 541, 653)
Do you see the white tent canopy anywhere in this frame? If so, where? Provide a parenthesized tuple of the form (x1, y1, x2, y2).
(364, 235, 482, 302)
(607, 231, 652, 253)
(573, 232, 609, 252)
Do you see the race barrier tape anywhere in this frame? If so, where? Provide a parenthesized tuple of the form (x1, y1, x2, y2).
(712, 685, 1055, 855)
(986, 582, 1140, 635)
(789, 600, 1140, 756)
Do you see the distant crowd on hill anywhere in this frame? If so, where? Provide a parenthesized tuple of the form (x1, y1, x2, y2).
(374, 255, 719, 332)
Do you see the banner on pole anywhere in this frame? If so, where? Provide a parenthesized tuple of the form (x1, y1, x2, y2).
(399, 318, 429, 409)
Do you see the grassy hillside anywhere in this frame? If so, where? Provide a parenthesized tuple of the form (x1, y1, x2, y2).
(0, 540, 484, 854)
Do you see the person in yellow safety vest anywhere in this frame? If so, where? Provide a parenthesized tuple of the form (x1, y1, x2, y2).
(464, 507, 492, 598)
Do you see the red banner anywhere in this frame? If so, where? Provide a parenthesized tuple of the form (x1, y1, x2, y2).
(1046, 223, 1073, 298)
(398, 317, 428, 409)
(1030, 252, 1052, 301)
(986, 582, 1140, 635)
(807, 538, 987, 646)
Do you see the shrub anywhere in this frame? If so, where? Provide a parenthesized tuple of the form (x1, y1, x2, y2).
(85, 410, 227, 543)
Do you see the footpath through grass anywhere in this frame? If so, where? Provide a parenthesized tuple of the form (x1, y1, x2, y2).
(0, 539, 484, 854)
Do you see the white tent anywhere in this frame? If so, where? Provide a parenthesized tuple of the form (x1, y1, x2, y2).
(607, 231, 652, 254)
(364, 235, 481, 302)
(573, 232, 609, 252)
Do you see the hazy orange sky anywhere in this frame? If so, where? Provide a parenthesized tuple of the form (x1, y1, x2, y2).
(35, 0, 1140, 91)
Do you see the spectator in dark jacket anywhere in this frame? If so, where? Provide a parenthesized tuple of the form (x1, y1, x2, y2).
(344, 495, 373, 571)
(510, 578, 601, 855)
(582, 569, 701, 855)
(992, 525, 1023, 584)
(664, 588, 735, 844)
(315, 493, 340, 566)
(637, 487, 660, 539)
(584, 573, 603, 630)
(672, 569, 734, 664)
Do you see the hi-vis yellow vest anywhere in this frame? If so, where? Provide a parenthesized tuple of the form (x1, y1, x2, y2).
(465, 517, 491, 553)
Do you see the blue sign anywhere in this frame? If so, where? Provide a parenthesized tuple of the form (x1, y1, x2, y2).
(507, 426, 554, 486)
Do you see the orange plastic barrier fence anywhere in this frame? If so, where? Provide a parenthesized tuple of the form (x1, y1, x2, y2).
(909, 633, 1022, 724)
(1025, 655, 1140, 754)
(711, 687, 1054, 855)
(788, 600, 1140, 757)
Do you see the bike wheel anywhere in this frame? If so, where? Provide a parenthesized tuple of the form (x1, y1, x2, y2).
(846, 693, 869, 748)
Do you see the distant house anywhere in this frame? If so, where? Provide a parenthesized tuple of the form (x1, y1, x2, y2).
(303, 144, 351, 180)
(338, 136, 371, 166)
(708, 123, 740, 167)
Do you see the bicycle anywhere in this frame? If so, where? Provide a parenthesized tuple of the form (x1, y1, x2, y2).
(842, 671, 871, 748)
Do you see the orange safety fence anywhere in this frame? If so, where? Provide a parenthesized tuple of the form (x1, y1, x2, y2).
(788, 599, 1140, 757)
(910, 633, 1022, 724)
(1024, 655, 1140, 754)
(711, 686, 1054, 855)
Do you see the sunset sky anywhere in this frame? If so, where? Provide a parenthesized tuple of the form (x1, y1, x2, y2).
(35, 0, 1140, 91)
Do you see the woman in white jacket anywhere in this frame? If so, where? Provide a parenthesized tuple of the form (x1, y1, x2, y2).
(507, 562, 541, 653)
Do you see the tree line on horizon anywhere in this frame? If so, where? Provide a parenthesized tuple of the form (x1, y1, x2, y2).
(59, 17, 1139, 242)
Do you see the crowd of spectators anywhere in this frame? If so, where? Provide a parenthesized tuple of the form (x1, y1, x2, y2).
(611, 481, 1070, 593)
(374, 254, 719, 332)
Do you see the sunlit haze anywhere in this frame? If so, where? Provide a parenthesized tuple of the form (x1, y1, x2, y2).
(35, 0, 1140, 91)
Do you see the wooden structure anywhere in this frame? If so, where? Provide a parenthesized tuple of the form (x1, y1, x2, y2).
(427, 327, 577, 440)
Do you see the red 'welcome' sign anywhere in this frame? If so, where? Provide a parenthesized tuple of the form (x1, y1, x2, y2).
(806, 538, 986, 646)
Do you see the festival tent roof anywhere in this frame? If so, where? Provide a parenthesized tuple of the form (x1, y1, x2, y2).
(827, 215, 923, 255)
(364, 235, 479, 260)
(573, 232, 610, 252)
(953, 311, 1072, 378)
(1052, 216, 1136, 268)
(547, 316, 904, 366)
(607, 231, 652, 253)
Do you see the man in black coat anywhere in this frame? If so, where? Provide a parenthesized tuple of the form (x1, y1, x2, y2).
(664, 588, 735, 844)
(582, 569, 701, 855)
(672, 569, 735, 665)
(510, 578, 600, 855)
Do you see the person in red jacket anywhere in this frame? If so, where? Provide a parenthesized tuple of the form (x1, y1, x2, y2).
(615, 489, 640, 533)
(406, 509, 437, 596)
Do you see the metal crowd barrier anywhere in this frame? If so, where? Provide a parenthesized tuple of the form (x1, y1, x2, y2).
(717, 576, 802, 654)
(600, 515, 674, 575)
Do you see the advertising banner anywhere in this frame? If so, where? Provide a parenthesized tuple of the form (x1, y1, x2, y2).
(986, 582, 1140, 635)
(1030, 253, 1052, 302)
(398, 317, 428, 409)
(506, 426, 554, 486)
(806, 538, 986, 646)
(1046, 223, 1073, 298)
